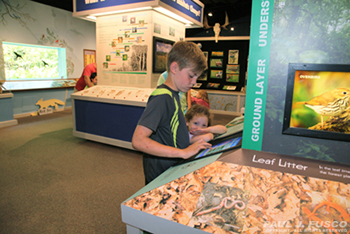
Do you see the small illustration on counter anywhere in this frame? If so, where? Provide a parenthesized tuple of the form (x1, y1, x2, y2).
(36, 98, 65, 110)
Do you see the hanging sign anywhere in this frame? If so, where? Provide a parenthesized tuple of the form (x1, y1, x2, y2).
(75, 0, 153, 12)
(159, 0, 203, 23)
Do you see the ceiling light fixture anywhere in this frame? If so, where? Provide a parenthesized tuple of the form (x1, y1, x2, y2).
(208, 12, 213, 17)
(154, 7, 193, 25)
(90, 7, 152, 18)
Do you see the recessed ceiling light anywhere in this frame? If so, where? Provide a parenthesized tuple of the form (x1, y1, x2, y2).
(208, 12, 213, 17)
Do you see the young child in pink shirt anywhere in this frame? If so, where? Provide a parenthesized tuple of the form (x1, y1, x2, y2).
(191, 90, 210, 109)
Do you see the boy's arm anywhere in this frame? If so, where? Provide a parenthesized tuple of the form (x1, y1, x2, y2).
(132, 125, 211, 159)
(84, 75, 94, 88)
(190, 125, 227, 136)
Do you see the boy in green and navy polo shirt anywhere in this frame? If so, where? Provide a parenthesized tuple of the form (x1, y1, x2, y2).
(132, 41, 210, 184)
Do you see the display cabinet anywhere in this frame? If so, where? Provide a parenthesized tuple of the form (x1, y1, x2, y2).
(71, 86, 154, 149)
(122, 146, 350, 233)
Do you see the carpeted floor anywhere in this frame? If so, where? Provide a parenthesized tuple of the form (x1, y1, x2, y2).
(0, 109, 236, 234)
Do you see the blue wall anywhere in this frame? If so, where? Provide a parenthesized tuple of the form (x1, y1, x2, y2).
(12, 88, 74, 115)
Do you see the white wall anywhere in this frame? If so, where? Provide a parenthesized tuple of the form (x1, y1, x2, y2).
(0, 0, 96, 78)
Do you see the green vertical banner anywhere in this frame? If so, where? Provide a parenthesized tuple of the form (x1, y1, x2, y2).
(242, 0, 274, 150)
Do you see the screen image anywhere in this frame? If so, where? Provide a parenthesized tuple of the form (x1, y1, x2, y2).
(196, 136, 242, 159)
(283, 63, 350, 142)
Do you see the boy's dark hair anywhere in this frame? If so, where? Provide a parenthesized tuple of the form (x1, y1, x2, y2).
(167, 41, 207, 76)
(90, 72, 97, 81)
(185, 104, 212, 126)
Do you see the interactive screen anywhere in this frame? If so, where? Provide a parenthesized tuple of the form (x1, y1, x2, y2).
(175, 134, 242, 167)
(196, 136, 242, 159)
(282, 63, 350, 142)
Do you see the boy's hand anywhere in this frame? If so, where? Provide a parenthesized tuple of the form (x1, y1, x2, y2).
(181, 139, 211, 159)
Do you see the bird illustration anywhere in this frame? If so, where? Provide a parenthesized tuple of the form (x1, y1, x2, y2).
(203, 11, 230, 43)
(12, 13, 20, 19)
(297, 88, 350, 128)
(14, 52, 23, 60)
(42, 60, 49, 66)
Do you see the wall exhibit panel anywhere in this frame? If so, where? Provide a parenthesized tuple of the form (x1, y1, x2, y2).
(152, 11, 185, 42)
(96, 11, 152, 88)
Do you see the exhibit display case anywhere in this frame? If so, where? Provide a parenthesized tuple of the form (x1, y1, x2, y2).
(71, 85, 154, 149)
(122, 145, 350, 234)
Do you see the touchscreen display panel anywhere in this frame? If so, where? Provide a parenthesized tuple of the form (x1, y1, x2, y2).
(196, 136, 242, 159)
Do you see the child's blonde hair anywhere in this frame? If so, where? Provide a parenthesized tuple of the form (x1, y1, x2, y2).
(197, 90, 210, 105)
(185, 104, 212, 126)
(167, 41, 207, 76)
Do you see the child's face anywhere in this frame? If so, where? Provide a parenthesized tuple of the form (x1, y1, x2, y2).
(174, 66, 200, 93)
(187, 114, 209, 132)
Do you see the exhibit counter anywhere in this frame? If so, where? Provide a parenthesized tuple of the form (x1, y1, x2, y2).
(71, 86, 246, 149)
(121, 145, 350, 234)
(71, 85, 153, 150)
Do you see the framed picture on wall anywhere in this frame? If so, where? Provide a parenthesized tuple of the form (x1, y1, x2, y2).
(226, 65, 240, 82)
(152, 37, 175, 73)
(84, 49, 96, 67)
(211, 51, 224, 57)
(210, 58, 223, 68)
(169, 27, 175, 36)
(222, 85, 237, 90)
(154, 23, 161, 34)
(210, 70, 223, 79)
(228, 50, 239, 64)
(226, 73, 239, 82)
(226, 64, 240, 74)
(207, 83, 220, 89)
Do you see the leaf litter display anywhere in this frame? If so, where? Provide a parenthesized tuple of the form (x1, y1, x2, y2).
(191, 183, 248, 232)
(124, 161, 350, 233)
